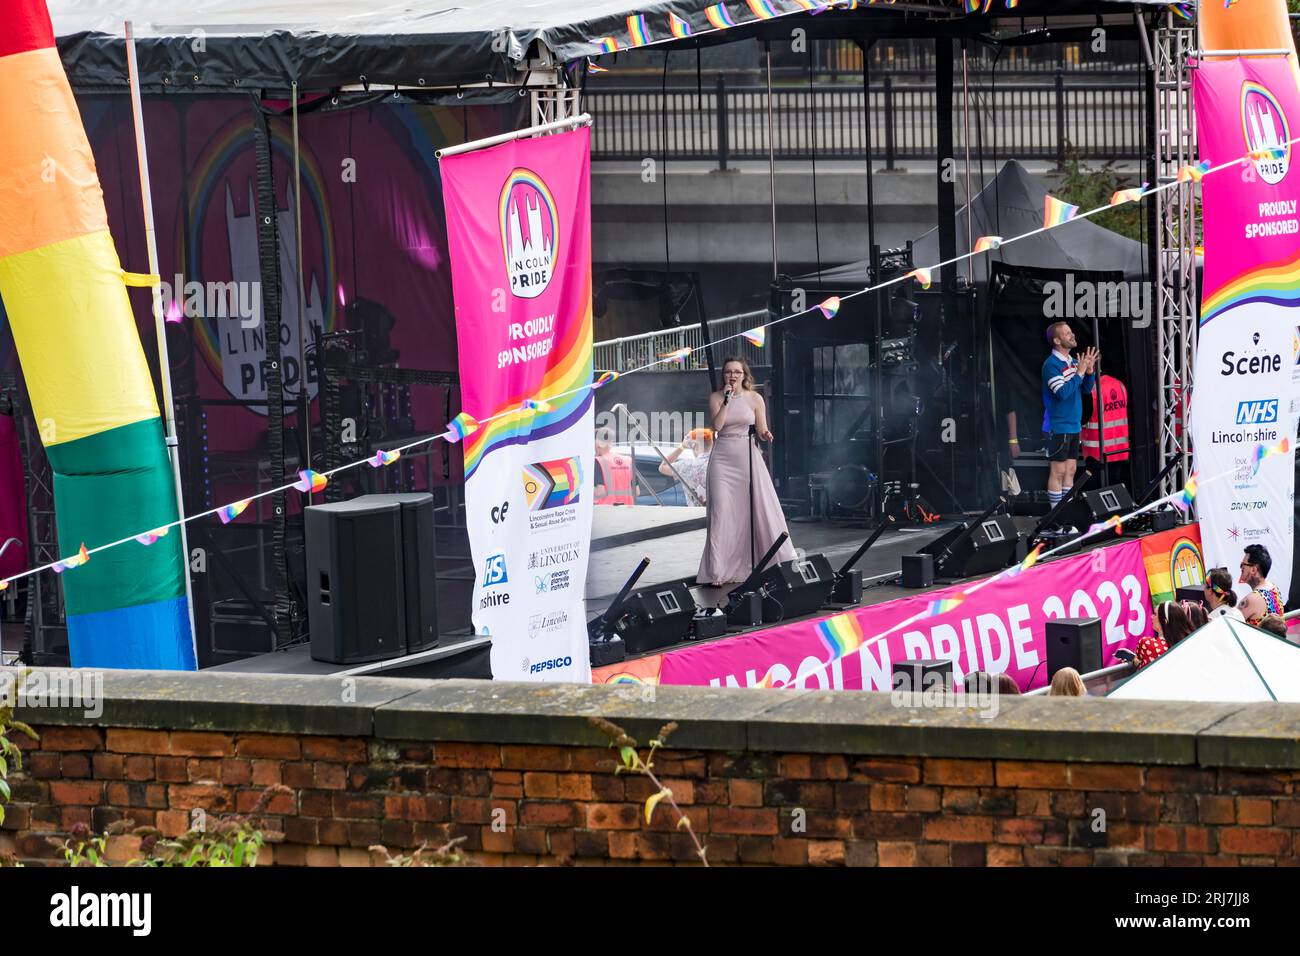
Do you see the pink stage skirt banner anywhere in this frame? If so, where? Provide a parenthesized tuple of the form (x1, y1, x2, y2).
(657, 541, 1152, 693)
(441, 127, 595, 683)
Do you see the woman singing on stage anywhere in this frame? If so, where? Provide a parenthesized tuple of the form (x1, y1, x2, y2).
(697, 357, 796, 587)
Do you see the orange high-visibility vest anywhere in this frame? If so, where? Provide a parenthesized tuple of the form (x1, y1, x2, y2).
(1082, 374, 1130, 462)
(595, 453, 635, 505)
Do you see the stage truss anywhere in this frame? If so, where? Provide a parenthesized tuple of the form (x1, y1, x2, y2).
(1153, 17, 1199, 499)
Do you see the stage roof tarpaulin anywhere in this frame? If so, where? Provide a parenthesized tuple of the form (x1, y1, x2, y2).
(48, 0, 1180, 91)
(801, 159, 1146, 288)
(1107, 617, 1300, 703)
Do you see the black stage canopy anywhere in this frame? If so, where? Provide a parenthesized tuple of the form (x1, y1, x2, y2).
(49, 0, 1177, 91)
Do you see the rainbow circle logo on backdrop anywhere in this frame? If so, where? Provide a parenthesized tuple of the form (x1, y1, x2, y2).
(1241, 81, 1291, 185)
(1169, 538, 1205, 592)
(499, 168, 559, 299)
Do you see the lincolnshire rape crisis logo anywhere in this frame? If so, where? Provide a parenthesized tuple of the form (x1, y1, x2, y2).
(1242, 81, 1291, 185)
(499, 168, 558, 299)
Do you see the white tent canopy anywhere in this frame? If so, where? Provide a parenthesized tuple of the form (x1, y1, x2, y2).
(1107, 616, 1300, 703)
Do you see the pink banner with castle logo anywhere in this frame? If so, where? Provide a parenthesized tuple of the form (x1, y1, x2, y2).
(652, 541, 1152, 692)
(441, 127, 595, 683)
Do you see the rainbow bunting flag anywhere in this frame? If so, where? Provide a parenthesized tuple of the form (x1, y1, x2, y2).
(1006, 0, 1019, 8)
(1172, 473, 1198, 511)
(661, 347, 692, 364)
(1087, 515, 1124, 537)
(816, 613, 865, 660)
(595, 36, 620, 53)
(1110, 183, 1148, 205)
(705, 3, 738, 28)
(587, 59, 610, 74)
(743, 327, 767, 347)
(755, 667, 779, 690)
(218, 499, 252, 525)
(1177, 160, 1211, 183)
(974, 235, 1003, 253)
(1012, 543, 1043, 576)
(907, 268, 932, 289)
(447, 411, 480, 443)
(981, 0, 995, 11)
(593, 371, 621, 389)
(925, 595, 965, 617)
(1169, 3, 1193, 19)
(294, 469, 328, 494)
(817, 296, 841, 319)
(53, 543, 90, 574)
(135, 527, 170, 546)
(369, 449, 401, 468)
(746, 0, 781, 18)
(520, 398, 555, 414)
(963, 0, 980, 10)
(1043, 195, 1079, 228)
(0, 580, 8, 592)
(668, 12, 693, 37)
(627, 14, 651, 46)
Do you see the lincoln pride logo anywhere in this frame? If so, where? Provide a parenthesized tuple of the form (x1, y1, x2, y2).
(1170, 538, 1205, 591)
(499, 168, 558, 299)
(1242, 81, 1291, 185)
(522, 457, 583, 511)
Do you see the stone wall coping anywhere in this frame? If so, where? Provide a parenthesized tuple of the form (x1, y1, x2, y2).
(5, 668, 1296, 768)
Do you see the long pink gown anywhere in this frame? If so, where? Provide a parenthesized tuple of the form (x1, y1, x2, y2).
(697, 393, 797, 584)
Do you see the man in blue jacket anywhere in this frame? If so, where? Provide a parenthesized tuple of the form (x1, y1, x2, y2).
(1041, 321, 1097, 510)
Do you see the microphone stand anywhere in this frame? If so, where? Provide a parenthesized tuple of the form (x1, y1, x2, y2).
(748, 423, 757, 577)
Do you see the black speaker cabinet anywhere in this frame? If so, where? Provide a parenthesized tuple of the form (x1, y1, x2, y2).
(353, 493, 439, 653)
(891, 658, 954, 693)
(831, 569, 863, 605)
(757, 553, 835, 622)
(306, 498, 407, 664)
(1045, 617, 1102, 678)
(726, 591, 763, 626)
(901, 553, 935, 589)
(615, 581, 697, 653)
(1058, 484, 1135, 531)
(588, 635, 626, 667)
(919, 514, 1020, 579)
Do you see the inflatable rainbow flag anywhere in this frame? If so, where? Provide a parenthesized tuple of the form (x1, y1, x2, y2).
(0, 0, 194, 668)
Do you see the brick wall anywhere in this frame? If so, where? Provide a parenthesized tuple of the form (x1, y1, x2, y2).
(2, 671, 1299, 865)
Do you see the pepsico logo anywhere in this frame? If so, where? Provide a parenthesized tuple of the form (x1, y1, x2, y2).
(1241, 81, 1291, 185)
(499, 168, 558, 299)
(1169, 538, 1205, 591)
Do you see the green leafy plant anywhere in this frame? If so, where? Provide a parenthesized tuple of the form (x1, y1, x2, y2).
(369, 837, 467, 867)
(588, 717, 708, 866)
(1055, 153, 1145, 242)
(0, 671, 38, 866)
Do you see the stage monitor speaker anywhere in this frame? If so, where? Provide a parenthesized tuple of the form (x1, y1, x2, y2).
(306, 498, 407, 664)
(919, 514, 1020, 579)
(1045, 617, 1102, 678)
(891, 658, 954, 693)
(614, 581, 697, 653)
(757, 553, 836, 622)
(901, 553, 935, 589)
(353, 493, 439, 653)
(831, 569, 863, 605)
(588, 635, 626, 667)
(1058, 484, 1135, 532)
(727, 591, 763, 627)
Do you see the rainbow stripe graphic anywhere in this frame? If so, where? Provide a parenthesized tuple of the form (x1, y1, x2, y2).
(523, 458, 584, 511)
(1200, 252, 1300, 325)
(747, 0, 781, 18)
(925, 595, 966, 617)
(743, 327, 767, 347)
(908, 267, 933, 289)
(627, 15, 652, 46)
(706, 3, 738, 28)
(817, 613, 864, 659)
(817, 296, 841, 319)
(1043, 195, 1080, 227)
(974, 235, 1003, 253)
(669, 12, 694, 37)
(0, 0, 193, 667)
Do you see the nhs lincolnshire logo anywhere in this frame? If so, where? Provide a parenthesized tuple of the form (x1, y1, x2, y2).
(483, 551, 509, 586)
(1236, 399, 1279, 425)
(499, 168, 558, 299)
(1242, 81, 1290, 185)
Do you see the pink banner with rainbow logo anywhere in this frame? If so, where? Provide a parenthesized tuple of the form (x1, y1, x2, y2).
(440, 127, 595, 682)
(1191, 56, 1300, 603)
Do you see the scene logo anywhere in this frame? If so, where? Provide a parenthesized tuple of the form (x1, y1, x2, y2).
(1242, 81, 1291, 185)
(522, 458, 583, 511)
(499, 168, 558, 299)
